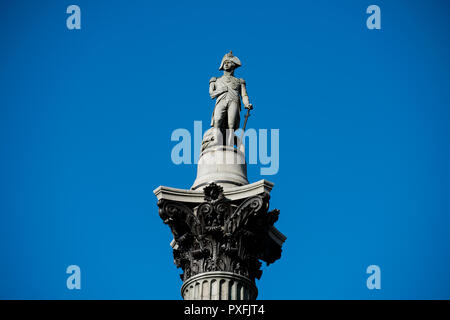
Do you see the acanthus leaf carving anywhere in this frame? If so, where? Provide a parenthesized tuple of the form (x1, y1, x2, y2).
(158, 183, 284, 282)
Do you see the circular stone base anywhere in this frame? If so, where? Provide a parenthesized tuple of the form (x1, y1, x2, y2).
(181, 271, 258, 300)
(191, 146, 249, 190)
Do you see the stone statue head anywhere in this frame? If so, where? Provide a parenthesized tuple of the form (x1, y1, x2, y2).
(219, 51, 242, 71)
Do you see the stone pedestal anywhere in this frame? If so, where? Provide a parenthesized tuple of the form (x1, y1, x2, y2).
(191, 145, 248, 190)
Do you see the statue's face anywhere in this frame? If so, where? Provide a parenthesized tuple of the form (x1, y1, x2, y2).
(222, 60, 235, 71)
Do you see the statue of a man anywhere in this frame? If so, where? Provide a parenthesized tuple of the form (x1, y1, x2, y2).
(209, 52, 253, 137)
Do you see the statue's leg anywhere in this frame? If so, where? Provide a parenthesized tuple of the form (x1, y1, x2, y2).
(214, 101, 228, 145)
(227, 101, 240, 146)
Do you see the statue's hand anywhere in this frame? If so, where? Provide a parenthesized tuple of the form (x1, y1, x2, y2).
(245, 104, 253, 110)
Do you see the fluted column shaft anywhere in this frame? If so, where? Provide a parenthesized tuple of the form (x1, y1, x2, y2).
(181, 271, 257, 300)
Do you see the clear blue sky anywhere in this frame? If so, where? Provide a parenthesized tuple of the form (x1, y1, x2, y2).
(1, 0, 449, 299)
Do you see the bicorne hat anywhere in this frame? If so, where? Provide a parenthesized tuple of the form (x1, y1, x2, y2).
(219, 51, 242, 70)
